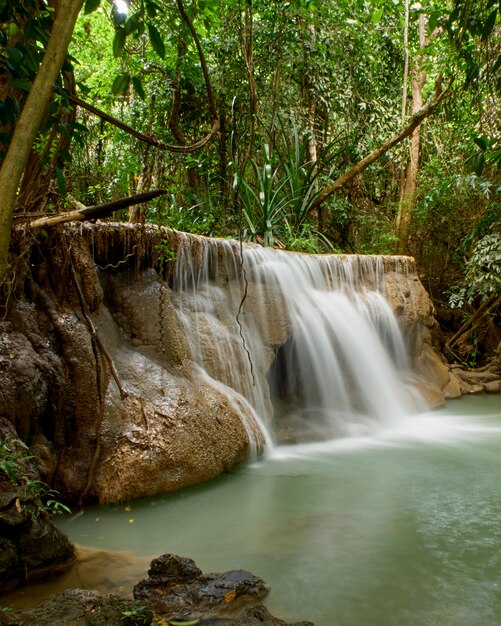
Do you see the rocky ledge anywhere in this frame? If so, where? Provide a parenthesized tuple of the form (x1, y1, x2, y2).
(1, 554, 313, 626)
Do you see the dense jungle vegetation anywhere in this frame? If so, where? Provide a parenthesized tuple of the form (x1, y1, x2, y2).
(0, 0, 500, 364)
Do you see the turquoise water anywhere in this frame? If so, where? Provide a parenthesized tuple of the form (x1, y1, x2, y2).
(47, 396, 501, 624)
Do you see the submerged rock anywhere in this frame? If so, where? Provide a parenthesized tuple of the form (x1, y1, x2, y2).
(133, 553, 270, 621)
(201, 604, 314, 625)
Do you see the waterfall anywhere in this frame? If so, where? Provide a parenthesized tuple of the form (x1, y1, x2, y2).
(172, 235, 422, 450)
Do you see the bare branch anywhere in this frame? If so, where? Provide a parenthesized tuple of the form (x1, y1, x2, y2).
(69, 95, 219, 154)
(309, 78, 454, 213)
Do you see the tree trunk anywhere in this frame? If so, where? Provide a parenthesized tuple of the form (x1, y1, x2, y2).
(395, 13, 427, 253)
(0, 0, 85, 283)
(168, 38, 201, 193)
(242, 0, 258, 163)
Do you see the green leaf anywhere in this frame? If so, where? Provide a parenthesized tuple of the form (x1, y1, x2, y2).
(6, 22, 18, 36)
(145, 0, 159, 18)
(84, 0, 101, 13)
(428, 11, 438, 31)
(112, 73, 130, 95)
(481, 9, 498, 40)
(9, 77, 32, 91)
(147, 23, 165, 59)
(113, 26, 126, 57)
(31, 24, 49, 45)
(6, 47, 24, 65)
(371, 8, 383, 24)
(55, 165, 67, 195)
(473, 136, 487, 151)
(23, 46, 41, 73)
(132, 76, 146, 100)
(125, 13, 141, 36)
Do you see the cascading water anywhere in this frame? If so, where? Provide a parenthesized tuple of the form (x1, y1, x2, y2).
(172, 235, 423, 450)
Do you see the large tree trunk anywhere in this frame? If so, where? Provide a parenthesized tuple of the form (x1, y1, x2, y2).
(0, 0, 84, 283)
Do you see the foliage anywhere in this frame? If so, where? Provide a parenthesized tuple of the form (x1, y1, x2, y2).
(0, 438, 71, 517)
(0, 437, 33, 485)
(449, 231, 501, 307)
(1, 0, 500, 350)
(120, 604, 151, 625)
(231, 119, 341, 247)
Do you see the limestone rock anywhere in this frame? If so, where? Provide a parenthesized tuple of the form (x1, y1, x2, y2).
(484, 380, 501, 393)
(133, 553, 270, 620)
(0, 224, 482, 505)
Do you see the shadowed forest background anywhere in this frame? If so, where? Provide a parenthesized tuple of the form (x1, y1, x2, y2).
(0, 0, 500, 364)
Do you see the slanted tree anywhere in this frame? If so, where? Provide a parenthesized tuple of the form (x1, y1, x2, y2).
(0, 0, 85, 282)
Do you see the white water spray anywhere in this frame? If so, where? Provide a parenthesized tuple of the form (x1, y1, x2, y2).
(173, 236, 423, 451)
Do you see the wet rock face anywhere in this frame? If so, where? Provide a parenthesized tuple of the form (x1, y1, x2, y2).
(133, 553, 270, 621)
(0, 224, 477, 505)
(1, 589, 152, 626)
(0, 228, 263, 505)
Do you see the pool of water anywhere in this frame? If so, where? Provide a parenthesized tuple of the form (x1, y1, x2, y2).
(7, 395, 501, 625)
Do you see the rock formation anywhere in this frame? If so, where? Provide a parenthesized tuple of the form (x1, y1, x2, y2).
(0, 223, 498, 505)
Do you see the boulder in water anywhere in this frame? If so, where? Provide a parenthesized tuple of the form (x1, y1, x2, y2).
(133, 553, 270, 621)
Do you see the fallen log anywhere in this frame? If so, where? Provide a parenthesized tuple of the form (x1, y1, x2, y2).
(21, 189, 167, 229)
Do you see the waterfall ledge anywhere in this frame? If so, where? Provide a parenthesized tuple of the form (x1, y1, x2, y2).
(0, 223, 460, 503)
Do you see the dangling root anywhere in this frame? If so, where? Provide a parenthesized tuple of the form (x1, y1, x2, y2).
(66, 243, 127, 504)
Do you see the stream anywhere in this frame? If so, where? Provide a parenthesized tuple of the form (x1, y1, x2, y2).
(5, 394, 500, 626)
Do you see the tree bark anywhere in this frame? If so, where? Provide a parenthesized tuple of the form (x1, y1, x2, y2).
(0, 0, 85, 283)
(395, 13, 427, 253)
(70, 95, 220, 154)
(242, 0, 258, 163)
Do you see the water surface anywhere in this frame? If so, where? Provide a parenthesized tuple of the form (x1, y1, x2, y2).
(7, 396, 501, 626)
